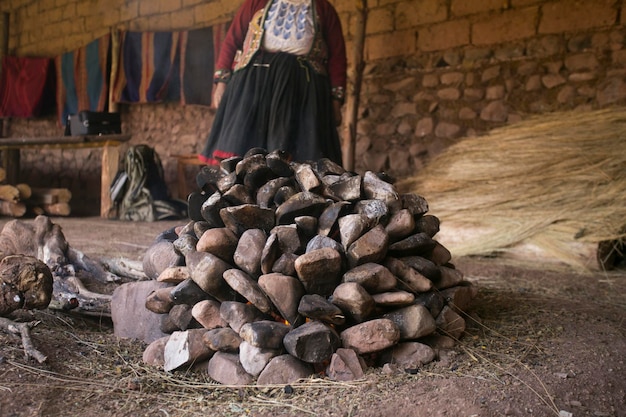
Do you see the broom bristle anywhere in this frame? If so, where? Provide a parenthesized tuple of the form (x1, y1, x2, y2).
(397, 107, 626, 270)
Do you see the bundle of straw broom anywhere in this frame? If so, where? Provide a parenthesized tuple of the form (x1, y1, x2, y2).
(397, 107, 626, 271)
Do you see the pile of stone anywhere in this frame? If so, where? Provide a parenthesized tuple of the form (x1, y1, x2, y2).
(133, 149, 477, 385)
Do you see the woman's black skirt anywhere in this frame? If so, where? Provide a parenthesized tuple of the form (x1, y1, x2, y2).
(200, 51, 343, 166)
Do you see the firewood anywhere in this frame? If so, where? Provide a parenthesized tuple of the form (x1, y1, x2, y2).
(15, 183, 32, 200)
(0, 317, 47, 363)
(0, 184, 20, 203)
(29, 187, 72, 205)
(0, 200, 26, 217)
(41, 202, 71, 216)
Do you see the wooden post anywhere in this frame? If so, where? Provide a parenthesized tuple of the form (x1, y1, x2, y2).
(0, 12, 20, 184)
(342, 0, 367, 171)
(101, 141, 121, 218)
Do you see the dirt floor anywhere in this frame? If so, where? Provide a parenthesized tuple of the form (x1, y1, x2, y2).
(0, 216, 624, 417)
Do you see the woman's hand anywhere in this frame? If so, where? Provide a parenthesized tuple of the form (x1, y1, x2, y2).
(212, 83, 227, 110)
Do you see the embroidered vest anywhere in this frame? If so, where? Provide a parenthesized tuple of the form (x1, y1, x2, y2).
(233, 0, 329, 76)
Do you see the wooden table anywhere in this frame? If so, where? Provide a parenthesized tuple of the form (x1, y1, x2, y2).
(0, 134, 131, 218)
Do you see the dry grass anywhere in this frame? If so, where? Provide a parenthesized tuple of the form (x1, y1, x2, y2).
(398, 107, 626, 271)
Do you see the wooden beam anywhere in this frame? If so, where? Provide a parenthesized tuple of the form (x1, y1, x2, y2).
(342, 0, 367, 171)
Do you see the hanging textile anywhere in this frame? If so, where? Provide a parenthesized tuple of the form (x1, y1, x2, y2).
(0, 55, 55, 118)
(55, 34, 111, 125)
(112, 31, 182, 104)
(112, 23, 228, 107)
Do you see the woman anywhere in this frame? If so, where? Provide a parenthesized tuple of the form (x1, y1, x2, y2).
(199, 0, 347, 166)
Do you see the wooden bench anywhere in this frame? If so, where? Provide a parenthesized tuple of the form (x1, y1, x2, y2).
(0, 134, 131, 218)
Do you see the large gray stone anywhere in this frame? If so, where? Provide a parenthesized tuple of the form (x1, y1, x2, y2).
(112, 280, 171, 344)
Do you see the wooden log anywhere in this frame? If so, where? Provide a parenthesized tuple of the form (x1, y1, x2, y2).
(15, 183, 32, 199)
(29, 187, 72, 205)
(0, 184, 20, 203)
(41, 202, 71, 216)
(0, 318, 47, 363)
(0, 200, 26, 217)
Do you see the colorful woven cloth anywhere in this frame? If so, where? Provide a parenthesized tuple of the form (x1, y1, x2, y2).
(113, 24, 227, 106)
(0, 55, 55, 118)
(55, 34, 111, 125)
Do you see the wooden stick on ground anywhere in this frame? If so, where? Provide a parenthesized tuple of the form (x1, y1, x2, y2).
(0, 317, 47, 363)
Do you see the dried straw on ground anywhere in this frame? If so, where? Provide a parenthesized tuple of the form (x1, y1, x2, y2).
(397, 107, 626, 271)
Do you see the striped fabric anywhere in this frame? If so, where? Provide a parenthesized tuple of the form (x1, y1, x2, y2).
(55, 34, 111, 125)
(112, 24, 228, 106)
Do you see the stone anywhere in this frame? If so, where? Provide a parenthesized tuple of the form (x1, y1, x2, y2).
(338, 214, 370, 250)
(326, 174, 362, 202)
(384, 257, 433, 293)
(275, 191, 328, 225)
(415, 214, 441, 237)
(385, 209, 415, 242)
(156, 266, 190, 284)
(428, 242, 452, 266)
(436, 306, 466, 340)
(220, 204, 275, 236)
(399, 256, 441, 281)
(142, 336, 169, 367)
(295, 247, 342, 296)
(327, 348, 366, 382)
(340, 318, 400, 355)
(163, 329, 213, 372)
(400, 194, 429, 217)
(257, 354, 314, 385)
(435, 266, 465, 290)
(362, 171, 400, 209)
(383, 304, 437, 340)
(258, 273, 306, 325)
(480, 100, 508, 122)
(341, 262, 397, 293)
(173, 234, 198, 257)
(271, 253, 298, 276)
(331, 282, 375, 323)
(191, 299, 228, 330)
(145, 286, 174, 314)
(388, 232, 437, 257)
(440, 284, 478, 313)
(239, 341, 281, 377)
(196, 227, 238, 262)
(354, 199, 389, 225)
(223, 269, 273, 314)
(112, 280, 170, 344)
(297, 294, 346, 326)
(170, 278, 211, 306)
(200, 191, 228, 228)
(223, 184, 255, 206)
(239, 320, 291, 350)
(142, 240, 183, 280)
(283, 320, 341, 363)
(371, 290, 415, 307)
(186, 251, 234, 302)
(256, 177, 293, 209)
(168, 304, 196, 331)
(271, 224, 304, 254)
(382, 342, 436, 370)
(220, 301, 267, 333)
(346, 224, 389, 268)
(207, 352, 254, 385)
(203, 327, 242, 352)
(318, 201, 350, 237)
(294, 162, 322, 192)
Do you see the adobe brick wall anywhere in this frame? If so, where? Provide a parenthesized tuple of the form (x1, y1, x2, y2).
(0, 0, 625, 215)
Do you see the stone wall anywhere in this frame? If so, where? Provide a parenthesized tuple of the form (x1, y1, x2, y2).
(1, 0, 625, 215)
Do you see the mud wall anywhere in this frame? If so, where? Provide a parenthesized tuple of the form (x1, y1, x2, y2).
(1, 0, 625, 214)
